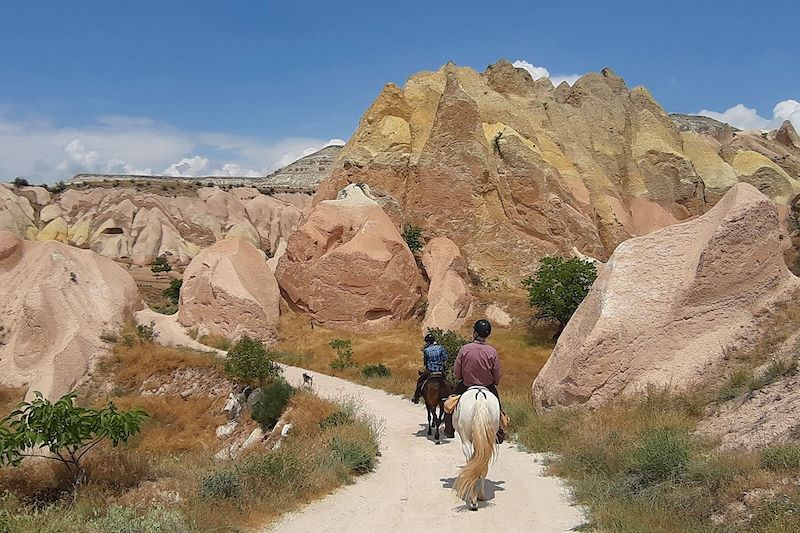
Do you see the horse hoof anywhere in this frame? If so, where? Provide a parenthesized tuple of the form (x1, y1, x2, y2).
(435, 440, 441, 445)
(469, 505, 478, 511)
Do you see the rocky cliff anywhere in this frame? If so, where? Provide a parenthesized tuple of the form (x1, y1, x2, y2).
(315, 60, 800, 283)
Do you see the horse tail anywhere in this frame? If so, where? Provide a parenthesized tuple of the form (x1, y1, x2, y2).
(454, 391, 497, 503)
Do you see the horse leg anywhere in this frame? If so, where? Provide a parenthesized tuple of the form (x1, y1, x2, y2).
(477, 475, 486, 501)
(426, 406, 432, 436)
(434, 402, 441, 443)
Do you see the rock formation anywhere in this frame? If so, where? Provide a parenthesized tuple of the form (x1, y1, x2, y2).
(532, 183, 800, 411)
(276, 184, 421, 333)
(421, 237, 472, 331)
(0, 231, 143, 399)
(261, 145, 343, 192)
(0, 185, 309, 265)
(315, 60, 800, 283)
(178, 238, 280, 342)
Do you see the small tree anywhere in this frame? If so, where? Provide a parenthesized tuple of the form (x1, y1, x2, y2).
(426, 328, 470, 382)
(329, 338, 355, 370)
(11, 177, 29, 188)
(251, 379, 294, 430)
(522, 257, 597, 339)
(401, 225, 424, 254)
(224, 336, 281, 387)
(151, 255, 172, 273)
(0, 392, 148, 487)
(162, 278, 183, 305)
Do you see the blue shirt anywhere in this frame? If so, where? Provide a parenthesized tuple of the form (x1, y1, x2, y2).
(423, 344, 448, 372)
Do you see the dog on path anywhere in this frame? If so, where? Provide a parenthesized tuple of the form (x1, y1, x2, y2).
(302, 373, 314, 388)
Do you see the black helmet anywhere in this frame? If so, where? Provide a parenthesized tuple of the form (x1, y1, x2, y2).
(424, 333, 436, 344)
(474, 319, 492, 338)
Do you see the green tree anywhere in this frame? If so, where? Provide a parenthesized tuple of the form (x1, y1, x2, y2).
(0, 392, 148, 487)
(224, 336, 281, 387)
(251, 379, 294, 430)
(162, 278, 183, 305)
(151, 255, 172, 273)
(11, 177, 29, 188)
(401, 225, 424, 254)
(425, 328, 470, 382)
(522, 257, 597, 338)
(329, 338, 355, 370)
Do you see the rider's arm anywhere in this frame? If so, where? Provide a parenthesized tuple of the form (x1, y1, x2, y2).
(492, 350, 502, 385)
(454, 347, 464, 381)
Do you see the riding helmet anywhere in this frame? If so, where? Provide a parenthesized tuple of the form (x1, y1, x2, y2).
(474, 319, 492, 338)
(424, 333, 436, 344)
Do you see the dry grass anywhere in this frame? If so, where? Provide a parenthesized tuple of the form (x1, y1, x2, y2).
(273, 305, 554, 398)
(197, 333, 233, 351)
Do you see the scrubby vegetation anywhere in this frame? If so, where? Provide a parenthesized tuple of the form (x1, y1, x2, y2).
(362, 363, 391, 378)
(197, 333, 232, 351)
(523, 257, 597, 338)
(150, 255, 171, 273)
(11, 177, 29, 188)
(0, 325, 380, 531)
(251, 379, 294, 430)
(329, 338, 355, 370)
(401, 225, 424, 254)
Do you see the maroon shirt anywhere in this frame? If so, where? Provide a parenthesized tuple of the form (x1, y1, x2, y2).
(454, 340, 502, 386)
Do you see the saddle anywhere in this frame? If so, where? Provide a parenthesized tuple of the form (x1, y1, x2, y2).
(442, 393, 510, 429)
(427, 371, 445, 378)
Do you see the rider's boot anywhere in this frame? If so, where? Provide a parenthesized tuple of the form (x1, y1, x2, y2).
(443, 412, 455, 438)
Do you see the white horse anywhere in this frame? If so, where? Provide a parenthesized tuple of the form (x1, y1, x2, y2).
(452, 386, 501, 510)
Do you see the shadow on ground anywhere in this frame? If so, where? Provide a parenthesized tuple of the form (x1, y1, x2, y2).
(413, 423, 453, 444)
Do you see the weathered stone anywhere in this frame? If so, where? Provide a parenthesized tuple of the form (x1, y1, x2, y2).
(421, 237, 472, 331)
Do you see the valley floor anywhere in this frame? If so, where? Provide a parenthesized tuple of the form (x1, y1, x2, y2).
(270, 364, 584, 533)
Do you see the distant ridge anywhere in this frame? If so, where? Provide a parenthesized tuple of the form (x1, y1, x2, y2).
(670, 113, 740, 136)
(69, 144, 343, 193)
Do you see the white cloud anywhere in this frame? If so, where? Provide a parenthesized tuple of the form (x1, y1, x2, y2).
(698, 99, 800, 132)
(512, 60, 582, 87)
(0, 109, 343, 183)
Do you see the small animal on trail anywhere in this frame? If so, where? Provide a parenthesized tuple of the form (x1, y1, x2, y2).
(452, 386, 501, 511)
(421, 371, 452, 443)
(302, 373, 314, 388)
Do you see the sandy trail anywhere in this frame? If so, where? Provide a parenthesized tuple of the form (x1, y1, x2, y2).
(267, 366, 584, 533)
(142, 313, 583, 532)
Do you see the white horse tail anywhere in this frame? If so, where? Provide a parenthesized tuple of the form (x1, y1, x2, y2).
(454, 391, 496, 504)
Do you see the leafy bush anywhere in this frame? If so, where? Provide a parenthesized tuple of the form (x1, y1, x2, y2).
(0, 392, 148, 486)
(251, 379, 294, 430)
(162, 278, 182, 305)
(401, 225, 424, 253)
(199, 470, 241, 499)
(761, 444, 800, 471)
(425, 328, 469, 382)
(522, 257, 597, 338)
(329, 338, 355, 370)
(11, 177, 29, 188)
(361, 363, 391, 378)
(150, 255, 171, 273)
(93, 505, 195, 533)
(224, 335, 281, 386)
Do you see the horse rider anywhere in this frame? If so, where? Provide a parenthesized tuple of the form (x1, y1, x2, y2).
(412, 333, 448, 404)
(443, 319, 507, 443)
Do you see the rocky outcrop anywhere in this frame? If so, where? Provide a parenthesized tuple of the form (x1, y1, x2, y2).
(261, 145, 343, 192)
(0, 231, 143, 398)
(178, 239, 280, 343)
(276, 184, 421, 333)
(0, 186, 309, 265)
(421, 237, 472, 331)
(315, 60, 800, 283)
(532, 184, 800, 411)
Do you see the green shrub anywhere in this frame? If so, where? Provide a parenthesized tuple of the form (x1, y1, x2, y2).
(135, 321, 158, 342)
(11, 177, 29, 188)
(49, 181, 67, 194)
(150, 255, 171, 273)
(199, 470, 241, 499)
(401, 225, 424, 253)
(522, 256, 597, 338)
(93, 505, 195, 532)
(626, 428, 691, 488)
(224, 335, 281, 386)
(0, 392, 148, 487)
(162, 278, 182, 305)
(331, 434, 378, 474)
(329, 339, 355, 370)
(320, 408, 355, 430)
(251, 379, 294, 430)
(761, 444, 800, 471)
(425, 328, 469, 382)
(361, 363, 391, 378)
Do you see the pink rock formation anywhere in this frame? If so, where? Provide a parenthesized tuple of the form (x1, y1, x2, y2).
(421, 237, 472, 331)
(178, 238, 280, 342)
(532, 183, 800, 411)
(0, 231, 143, 399)
(276, 184, 421, 333)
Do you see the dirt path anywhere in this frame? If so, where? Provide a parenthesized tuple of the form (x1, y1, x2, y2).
(268, 366, 584, 533)
(142, 313, 583, 532)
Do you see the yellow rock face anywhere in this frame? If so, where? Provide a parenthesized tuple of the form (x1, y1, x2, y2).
(732, 150, 791, 179)
(37, 217, 69, 242)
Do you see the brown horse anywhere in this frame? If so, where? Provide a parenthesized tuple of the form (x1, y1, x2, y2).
(421, 372, 452, 443)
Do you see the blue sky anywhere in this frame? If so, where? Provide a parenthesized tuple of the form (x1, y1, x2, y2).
(1, 0, 798, 182)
